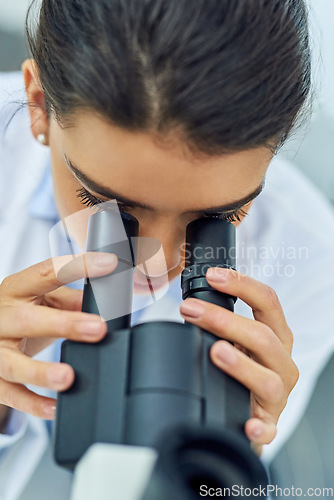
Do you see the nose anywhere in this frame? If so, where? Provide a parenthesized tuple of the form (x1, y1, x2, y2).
(135, 216, 186, 281)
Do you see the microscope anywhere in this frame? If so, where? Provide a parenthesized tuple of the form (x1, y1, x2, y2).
(54, 207, 268, 499)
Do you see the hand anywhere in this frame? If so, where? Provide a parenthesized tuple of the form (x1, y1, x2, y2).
(0, 252, 117, 423)
(179, 267, 299, 455)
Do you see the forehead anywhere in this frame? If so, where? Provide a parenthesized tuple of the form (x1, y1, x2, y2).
(52, 111, 272, 214)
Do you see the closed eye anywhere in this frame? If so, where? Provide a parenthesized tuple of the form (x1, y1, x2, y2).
(76, 186, 248, 223)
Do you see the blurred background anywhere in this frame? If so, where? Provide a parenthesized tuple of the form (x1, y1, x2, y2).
(0, 0, 30, 71)
(0, 0, 333, 497)
(0, 0, 333, 204)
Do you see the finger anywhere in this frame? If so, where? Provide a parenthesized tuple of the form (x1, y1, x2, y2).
(0, 304, 107, 341)
(210, 341, 286, 411)
(180, 298, 291, 374)
(206, 267, 293, 351)
(0, 348, 74, 391)
(0, 252, 118, 301)
(245, 417, 277, 446)
(0, 379, 57, 420)
(42, 287, 83, 311)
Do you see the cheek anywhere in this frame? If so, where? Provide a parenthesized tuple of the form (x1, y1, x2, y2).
(50, 150, 83, 219)
(50, 150, 91, 250)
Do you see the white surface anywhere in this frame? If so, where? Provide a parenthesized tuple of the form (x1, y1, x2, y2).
(71, 444, 158, 500)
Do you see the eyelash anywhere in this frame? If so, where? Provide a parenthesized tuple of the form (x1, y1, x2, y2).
(76, 187, 132, 213)
(203, 208, 248, 223)
(76, 187, 248, 223)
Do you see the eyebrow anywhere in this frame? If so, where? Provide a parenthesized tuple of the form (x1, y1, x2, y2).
(65, 154, 265, 214)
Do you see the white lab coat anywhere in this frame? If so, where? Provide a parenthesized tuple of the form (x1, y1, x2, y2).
(0, 71, 334, 499)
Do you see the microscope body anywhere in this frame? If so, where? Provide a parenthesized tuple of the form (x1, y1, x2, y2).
(54, 208, 268, 496)
(55, 320, 249, 469)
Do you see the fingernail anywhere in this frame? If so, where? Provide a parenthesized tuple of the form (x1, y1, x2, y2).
(76, 321, 105, 336)
(44, 404, 56, 420)
(206, 267, 229, 282)
(93, 253, 117, 267)
(48, 366, 70, 386)
(180, 299, 205, 319)
(215, 342, 237, 365)
(252, 424, 264, 439)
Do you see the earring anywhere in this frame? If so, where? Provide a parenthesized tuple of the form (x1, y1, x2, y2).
(37, 134, 47, 145)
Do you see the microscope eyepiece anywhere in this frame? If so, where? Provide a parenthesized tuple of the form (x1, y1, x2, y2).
(181, 217, 237, 311)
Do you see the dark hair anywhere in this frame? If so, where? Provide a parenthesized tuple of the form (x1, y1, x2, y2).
(26, 0, 311, 154)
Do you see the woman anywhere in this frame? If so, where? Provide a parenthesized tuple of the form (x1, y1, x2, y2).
(0, 0, 334, 497)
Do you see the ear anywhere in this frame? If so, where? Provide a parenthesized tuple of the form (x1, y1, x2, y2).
(22, 58, 50, 145)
